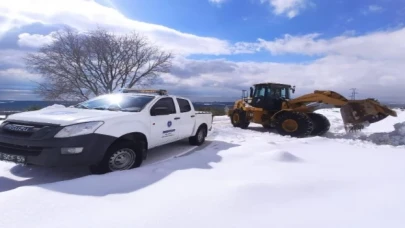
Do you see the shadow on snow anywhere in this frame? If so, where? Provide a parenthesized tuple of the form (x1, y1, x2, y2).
(0, 139, 239, 196)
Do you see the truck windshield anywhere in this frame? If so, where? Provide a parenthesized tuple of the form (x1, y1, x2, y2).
(74, 94, 155, 112)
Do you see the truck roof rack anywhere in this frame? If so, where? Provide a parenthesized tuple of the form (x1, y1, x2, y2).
(122, 88, 168, 95)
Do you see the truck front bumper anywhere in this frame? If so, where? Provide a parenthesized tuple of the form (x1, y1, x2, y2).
(0, 133, 116, 167)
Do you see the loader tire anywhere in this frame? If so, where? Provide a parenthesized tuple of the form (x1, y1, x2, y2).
(274, 111, 314, 138)
(230, 109, 250, 129)
(307, 113, 330, 136)
(262, 124, 273, 129)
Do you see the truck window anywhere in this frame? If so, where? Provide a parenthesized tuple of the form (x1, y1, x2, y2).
(75, 94, 154, 111)
(152, 97, 176, 114)
(176, 98, 192, 113)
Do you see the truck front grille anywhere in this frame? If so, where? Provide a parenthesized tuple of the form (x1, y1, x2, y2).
(0, 121, 61, 139)
(0, 142, 42, 156)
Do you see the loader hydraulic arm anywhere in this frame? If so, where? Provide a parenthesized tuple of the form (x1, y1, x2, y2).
(284, 90, 397, 131)
(283, 90, 349, 111)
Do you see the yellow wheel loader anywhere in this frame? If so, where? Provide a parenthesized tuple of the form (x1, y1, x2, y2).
(228, 83, 397, 138)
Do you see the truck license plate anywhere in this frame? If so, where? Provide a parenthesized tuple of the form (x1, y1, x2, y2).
(0, 152, 26, 164)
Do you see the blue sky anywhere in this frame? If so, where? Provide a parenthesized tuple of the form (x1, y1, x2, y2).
(1, 0, 405, 102)
(107, 0, 400, 42)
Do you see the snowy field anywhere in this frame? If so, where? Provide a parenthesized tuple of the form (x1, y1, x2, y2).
(1, 108, 405, 228)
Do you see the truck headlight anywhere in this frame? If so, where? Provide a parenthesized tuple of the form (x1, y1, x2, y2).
(54, 121, 104, 138)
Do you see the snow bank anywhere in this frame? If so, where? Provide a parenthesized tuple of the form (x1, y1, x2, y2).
(40, 104, 66, 110)
(1, 108, 405, 228)
(317, 108, 405, 146)
(268, 150, 302, 162)
(213, 115, 229, 122)
(1, 123, 405, 228)
(256, 149, 303, 163)
(317, 108, 405, 134)
(364, 122, 405, 146)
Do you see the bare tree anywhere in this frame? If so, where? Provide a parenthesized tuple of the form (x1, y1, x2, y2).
(25, 27, 173, 101)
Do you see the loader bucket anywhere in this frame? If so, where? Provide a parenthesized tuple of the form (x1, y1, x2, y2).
(340, 99, 397, 132)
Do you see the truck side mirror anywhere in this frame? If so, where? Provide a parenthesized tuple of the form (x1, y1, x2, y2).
(250, 87, 253, 97)
(291, 86, 296, 93)
(151, 106, 170, 116)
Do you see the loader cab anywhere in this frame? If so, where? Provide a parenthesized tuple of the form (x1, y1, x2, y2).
(249, 83, 293, 111)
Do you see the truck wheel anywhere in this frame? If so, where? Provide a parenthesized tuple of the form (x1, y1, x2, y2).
(274, 111, 314, 138)
(189, 126, 207, 146)
(89, 139, 144, 174)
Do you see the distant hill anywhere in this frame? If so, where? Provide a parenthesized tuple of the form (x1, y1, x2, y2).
(1, 100, 403, 113)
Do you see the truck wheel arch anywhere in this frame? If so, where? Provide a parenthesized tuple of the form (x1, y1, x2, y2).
(189, 123, 208, 146)
(113, 132, 148, 159)
(90, 132, 149, 174)
(198, 123, 208, 137)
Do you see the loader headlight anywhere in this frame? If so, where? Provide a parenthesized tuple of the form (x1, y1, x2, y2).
(54, 121, 104, 138)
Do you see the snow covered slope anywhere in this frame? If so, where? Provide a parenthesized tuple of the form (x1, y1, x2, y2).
(1, 108, 405, 228)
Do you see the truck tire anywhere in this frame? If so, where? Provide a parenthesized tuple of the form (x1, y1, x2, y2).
(189, 125, 207, 146)
(89, 139, 144, 174)
(274, 111, 314, 138)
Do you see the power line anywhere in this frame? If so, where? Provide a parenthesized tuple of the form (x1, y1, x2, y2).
(349, 88, 358, 100)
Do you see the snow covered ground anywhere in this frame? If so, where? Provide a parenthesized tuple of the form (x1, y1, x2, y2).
(1, 108, 405, 228)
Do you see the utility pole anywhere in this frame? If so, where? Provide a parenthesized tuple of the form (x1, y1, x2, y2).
(349, 88, 358, 100)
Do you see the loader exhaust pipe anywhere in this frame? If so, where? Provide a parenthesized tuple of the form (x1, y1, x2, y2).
(340, 99, 397, 132)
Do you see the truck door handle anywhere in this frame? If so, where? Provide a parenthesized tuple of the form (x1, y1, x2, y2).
(191, 115, 195, 118)
(174, 117, 180, 120)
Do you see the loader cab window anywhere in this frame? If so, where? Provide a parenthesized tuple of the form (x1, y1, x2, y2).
(251, 85, 287, 111)
(280, 88, 286, 98)
(252, 85, 271, 109)
(254, 86, 271, 98)
(280, 87, 291, 99)
(276, 87, 290, 99)
(253, 85, 290, 99)
(268, 86, 290, 99)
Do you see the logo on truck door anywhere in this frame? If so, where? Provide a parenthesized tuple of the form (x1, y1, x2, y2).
(162, 121, 174, 137)
(162, 129, 175, 138)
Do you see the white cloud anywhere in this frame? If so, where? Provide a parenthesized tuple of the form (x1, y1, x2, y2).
(0, 0, 253, 56)
(256, 28, 405, 60)
(4, 50, 405, 102)
(0, 49, 31, 67)
(158, 53, 405, 102)
(260, 0, 312, 18)
(159, 26, 405, 101)
(367, 5, 383, 13)
(209, 0, 228, 5)
(1, 0, 405, 102)
(361, 5, 384, 15)
(17, 32, 56, 48)
(0, 68, 42, 85)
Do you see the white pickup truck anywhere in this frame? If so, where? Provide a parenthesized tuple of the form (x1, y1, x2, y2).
(0, 89, 213, 174)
